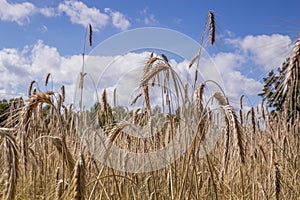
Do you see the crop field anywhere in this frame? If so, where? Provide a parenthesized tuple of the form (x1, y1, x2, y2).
(0, 11, 299, 200)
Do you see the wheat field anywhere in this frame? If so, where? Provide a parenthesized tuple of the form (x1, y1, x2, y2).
(0, 11, 299, 200)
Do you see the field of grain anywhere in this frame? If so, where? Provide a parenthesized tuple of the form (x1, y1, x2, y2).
(0, 12, 299, 200)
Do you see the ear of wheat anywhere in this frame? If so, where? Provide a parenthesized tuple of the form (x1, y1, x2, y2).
(28, 80, 36, 97)
(273, 163, 281, 200)
(1, 132, 19, 200)
(89, 24, 93, 46)
(223, 105, 245, 164)
(189, 53, 200, 68)
(272, 38, 300, 111)
(70, 155, 85, 200)
(0, 10, 299, 200)
(208, 10, 215, 45)
(45, 73, 52, 87)
(196, 83, 205, 113)
(52, 137, 75, 173)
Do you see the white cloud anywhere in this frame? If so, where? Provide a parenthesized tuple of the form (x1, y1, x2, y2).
(211, 52, 245, 71)
(0, 0, 36, 25)
(224, 71, 263, 97)
(31, 40, 61, 76)
(144, 14, 157, 25)
(138, 8, 158, 25)
(40, 7, 60, 17)
(209, 51, 263, 104)
(0, 0, 130, 32)
(58, 0, 109, 31)
(0, 44, 263, 109)
(104, 8, 130, 31)
(1, 33, 293, 108)
(0, 47, 32, 99)
(206, 33, 295, 107)
(0, 40, 82, 103)
(227, 34, 292, 71)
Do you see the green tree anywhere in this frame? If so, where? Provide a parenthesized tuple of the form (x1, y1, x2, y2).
(259, 58, 300, 114)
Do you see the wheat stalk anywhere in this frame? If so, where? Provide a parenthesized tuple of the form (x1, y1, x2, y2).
(223, 105, 245, 164)
(61, 86, 65, 103)
(239, 95, 244, 125)
(56, 179, 64, 200)
(196, 83, 205, 113)
(213, 92, 228, 106)
(45, 73, 52, 87)
(257, 182, 268, 200)
(220, 117, 230, 180)
(189, 53, 200, 68)
(52, 136, 75, 172)
(273, 163, 281, 200)
(144, 57, 158, 74)
(102, 89, 108, 116)
(161, 54, 169, 63)
(113, 88, 117, 107)
(140, 62, 169, 115)
(1, 132, 19, 200)
(70, 155, 85, 200)
(28, 80, 36, 97)
(130, 93, 143, 105)
(208, 10, 215, 45)
(280, 38, 300, 110)
(108, 121, 128, 142)
(140, 63, 169, 87)
(89, 24, 93, 46)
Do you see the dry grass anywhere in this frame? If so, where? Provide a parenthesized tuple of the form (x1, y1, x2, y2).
(0, 14, 299, 200)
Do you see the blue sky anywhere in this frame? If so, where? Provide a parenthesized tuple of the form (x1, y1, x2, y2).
(0, 0, 299, 109)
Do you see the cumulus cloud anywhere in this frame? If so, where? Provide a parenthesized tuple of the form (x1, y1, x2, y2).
(0, 41, 263, 108)
(0, 40, 82, 103)
(0, 0, 36, 25)
(104, 8, 131, 31)
(138, 8, 158, 25)
(39, 7, 60, 17)
(223, 71, 263, 97)
(0, 0, 129, 32)
(28, 40, 83, 89)
(0, 33, 293, 108)
(227, 34, 292, 71)
(58, 0, 109, 31)
(0, 47, 32, 100)
(207, 51, 263, 105)
(31, 40, 61, 75)
(0, 0, 61, 24)
(144, 14, 157, 25)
